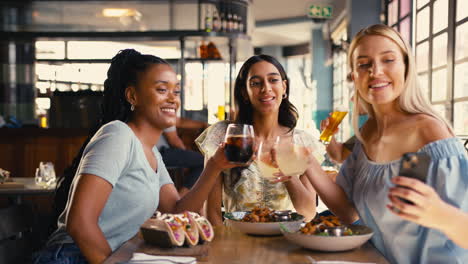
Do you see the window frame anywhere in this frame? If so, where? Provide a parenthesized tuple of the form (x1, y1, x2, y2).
(413, 0, 468, 127)
(385, 0, 414, 45)
(389, 0, 468, 135)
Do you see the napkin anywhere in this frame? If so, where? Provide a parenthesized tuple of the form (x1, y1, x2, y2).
(126, 253, 196, 264)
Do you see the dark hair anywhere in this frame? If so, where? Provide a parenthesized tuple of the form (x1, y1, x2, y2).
(233, 54, 298, 129)
(52, 49, 169, 228)
(228, 55, 298, 188)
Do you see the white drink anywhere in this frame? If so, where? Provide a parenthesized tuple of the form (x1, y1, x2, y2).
(276, 145, 309, 177)
(257, 159, 280, 180)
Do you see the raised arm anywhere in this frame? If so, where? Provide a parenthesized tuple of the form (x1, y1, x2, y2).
(66, 174, 113, 264)
(304, 158, 359, 224)
(158, 144, 236, 217)
(281, 174, 317, 221)
(205, 169, 224, 226)
(321, 118, 352, 164)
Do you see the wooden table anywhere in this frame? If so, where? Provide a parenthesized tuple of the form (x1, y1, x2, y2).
(104, 226, 389, 264)
(0, 177, 55, 204)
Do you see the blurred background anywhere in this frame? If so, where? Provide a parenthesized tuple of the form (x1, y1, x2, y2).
(1, 0, 467, 136)
(0, 0, 467, 179)
(0, 2, 467, 260)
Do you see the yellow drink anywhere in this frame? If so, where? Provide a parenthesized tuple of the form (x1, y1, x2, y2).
(217, 105, 225, 121)
(319, 111, 348, 144)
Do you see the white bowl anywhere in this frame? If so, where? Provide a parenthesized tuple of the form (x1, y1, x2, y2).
(224, 211, 304, 235)
(280, 222, 374, 252)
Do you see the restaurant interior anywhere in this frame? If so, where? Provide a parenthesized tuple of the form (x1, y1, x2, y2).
(0, 0, 467, 263)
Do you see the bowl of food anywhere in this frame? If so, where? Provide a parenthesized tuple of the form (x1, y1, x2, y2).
(280, 215, 373, 252)
(224, 207, 304, 235)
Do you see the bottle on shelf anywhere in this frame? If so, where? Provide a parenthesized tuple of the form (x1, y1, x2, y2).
(232, 14, 239, 32)
(220, 11, 227, 32)
(227, 12, 233, 32)
(238, 15, 244, 33)
(204, 4, 213, 32)
(212, 8, 220, 32)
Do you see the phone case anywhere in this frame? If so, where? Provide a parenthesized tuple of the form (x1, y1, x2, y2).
(399, 152, 431, 183)
(397, 152, 431, 204)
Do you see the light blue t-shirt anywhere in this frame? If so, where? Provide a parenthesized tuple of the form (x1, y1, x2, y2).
(48, 120, 173, 251)
(337, 137, 468, 264)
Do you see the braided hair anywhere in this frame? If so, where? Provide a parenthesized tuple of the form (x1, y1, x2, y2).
(52, 49, 169, 227)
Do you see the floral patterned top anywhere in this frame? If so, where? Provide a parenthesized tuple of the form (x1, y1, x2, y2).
(195, 121, 326, 213)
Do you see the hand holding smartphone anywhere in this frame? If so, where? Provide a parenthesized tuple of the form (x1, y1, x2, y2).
(396, 152, 431, 204)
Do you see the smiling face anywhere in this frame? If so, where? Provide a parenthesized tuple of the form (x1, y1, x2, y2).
(127, 63, 180, 129)
(351, 35, 407, 107)
(245, 61, 287, 115)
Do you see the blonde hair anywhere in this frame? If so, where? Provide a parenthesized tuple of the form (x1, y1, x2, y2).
(347, 24, 453, 140)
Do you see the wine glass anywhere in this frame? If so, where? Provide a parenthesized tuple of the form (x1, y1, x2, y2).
(256, 138, 282, 207)
(275, 132, 313, 178)
(224, 124, 255, 165)
(257, 138, 281, 181)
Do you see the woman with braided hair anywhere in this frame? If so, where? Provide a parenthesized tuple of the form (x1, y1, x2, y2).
(33, 49, 239, 264)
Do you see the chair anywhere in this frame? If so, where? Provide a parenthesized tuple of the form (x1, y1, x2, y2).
(0, 204, 35, 264)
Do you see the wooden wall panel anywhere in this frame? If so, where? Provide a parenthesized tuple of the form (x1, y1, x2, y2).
(0, 143, 15, 176)
(0, 128, 87, 179)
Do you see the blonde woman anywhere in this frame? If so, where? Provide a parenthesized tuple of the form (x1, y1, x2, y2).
(306, 24, 468, 263)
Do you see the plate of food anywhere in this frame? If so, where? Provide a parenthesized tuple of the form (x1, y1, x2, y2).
(280, 215, 373, 252)
(141, 211, 214, 247)
(224, 207, 304, 235)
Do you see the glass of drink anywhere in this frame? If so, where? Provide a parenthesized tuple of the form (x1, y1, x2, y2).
(257, 138, 281, 181)
(275, 132, 313, 178)
(35, 161, 56, 188)
(224, 124, 255, 164)
(319, 106, 348, 145)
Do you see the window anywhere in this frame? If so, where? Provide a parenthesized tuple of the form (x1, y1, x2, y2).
(413, 0, 468, 135)
(331, 21, 351, 141)
(453, 0, 468, 135)
(387, 0, 413, 44)
(286, 55, 314, 130)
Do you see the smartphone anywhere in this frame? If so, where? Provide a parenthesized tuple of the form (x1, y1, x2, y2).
(397, 152, 431, 204)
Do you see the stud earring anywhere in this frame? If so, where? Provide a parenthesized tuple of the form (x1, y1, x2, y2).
(282, 93, 287, 99)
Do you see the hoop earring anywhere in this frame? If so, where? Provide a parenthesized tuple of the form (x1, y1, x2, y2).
(282, 93, 287, 99)
(130, 104, 135, 111)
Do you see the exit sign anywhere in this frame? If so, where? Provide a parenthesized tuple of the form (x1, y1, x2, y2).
(308, 4, 333, 19)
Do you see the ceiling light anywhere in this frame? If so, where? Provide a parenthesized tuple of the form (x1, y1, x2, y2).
(102, 8, 134, 17)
